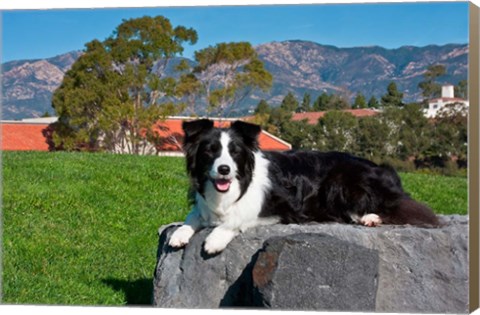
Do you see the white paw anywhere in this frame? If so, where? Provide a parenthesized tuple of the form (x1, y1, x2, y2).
(169, 225, 195, 248)
(204, 235, 230, 254)
(203, 228, 237, 254)
(360, 213, 382, 227)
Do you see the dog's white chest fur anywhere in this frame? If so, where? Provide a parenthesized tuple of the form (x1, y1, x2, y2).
(198, 150, 273, 231)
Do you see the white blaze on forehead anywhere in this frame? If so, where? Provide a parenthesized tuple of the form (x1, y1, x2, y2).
(210, 131, 237, 178)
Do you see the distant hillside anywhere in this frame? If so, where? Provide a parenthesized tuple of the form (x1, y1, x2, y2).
(252, 41, 468, 109)
(1, 41, 468, 120)
(2, 51, 82, 119)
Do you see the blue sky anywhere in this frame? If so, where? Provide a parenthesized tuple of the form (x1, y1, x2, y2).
(1, 2, 469, 63)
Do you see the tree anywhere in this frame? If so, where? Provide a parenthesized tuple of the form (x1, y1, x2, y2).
(315, 111, 359, 152)
(418, 64, 446, 101)
(188, 42, 272, 117)
(455, 80, 468, 99)
(52, 16, 198, 153)
(280, 120, 315, 149)
(352, 93, 367, 109)
(429, 102, 468, 161)
(311, 93, 349, 111)
(254, 99, 271, 115)
(252, 99, 271, 127)
(396, 103, 432, 160)
(327, 94, 350, 110)
(297, 92, 312, 113)
(312, 92, 330, 111)
(381, 82, 404, 107)
(355, 116, 390, 159)
(367, 96, 380, 109)
(265, 107, 293, 136)
(175, 68, 203, 116)
(280, 92, 299, 112)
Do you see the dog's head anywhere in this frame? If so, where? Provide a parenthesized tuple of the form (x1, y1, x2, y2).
(182, 119, 261, 197)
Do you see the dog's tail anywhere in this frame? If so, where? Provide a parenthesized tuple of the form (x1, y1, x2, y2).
(382, 197, 442, 228)
(374, 164, 442, 228)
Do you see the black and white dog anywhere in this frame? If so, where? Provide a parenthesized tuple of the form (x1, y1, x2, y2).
(169, 119, 440, 254)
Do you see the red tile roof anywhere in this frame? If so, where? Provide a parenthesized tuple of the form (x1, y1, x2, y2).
(152, 118, 291, 151)
(428, 97, 466, 103)
(1, 123, 51, 151)
(292, 109, 380, 125)
(1, 118, 291, 152)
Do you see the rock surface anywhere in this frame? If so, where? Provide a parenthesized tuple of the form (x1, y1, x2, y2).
(251, 233, 379, 311)
(152, 215, 468, 313)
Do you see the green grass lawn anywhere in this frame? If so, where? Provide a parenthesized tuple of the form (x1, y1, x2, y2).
(2, 151, 190, 305)
(2, 151, 468, 306)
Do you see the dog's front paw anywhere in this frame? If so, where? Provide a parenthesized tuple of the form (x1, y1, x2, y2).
(203, 228, 237, 254)
(169, 225, 195, 248)
(204, 236, 229, 254)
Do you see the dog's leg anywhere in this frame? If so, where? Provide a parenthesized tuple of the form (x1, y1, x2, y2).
(169, 208, 202, 248)
(204, 226, 238, 254)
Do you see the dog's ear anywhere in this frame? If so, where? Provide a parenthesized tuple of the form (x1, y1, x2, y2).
(182, 119, 214, 143)
(231, 120, 262, 148)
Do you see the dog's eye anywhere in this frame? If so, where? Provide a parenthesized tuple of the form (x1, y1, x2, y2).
(210, 145, 219, 153)
(229, 145, 241, 156)
(203, 144, 219, 156)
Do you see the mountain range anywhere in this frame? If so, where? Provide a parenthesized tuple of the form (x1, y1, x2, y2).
(1, 41, 468, 120)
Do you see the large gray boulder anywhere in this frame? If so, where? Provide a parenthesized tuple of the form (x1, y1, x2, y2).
(152, 215, 468, 313)
(251, 233, 379, 311)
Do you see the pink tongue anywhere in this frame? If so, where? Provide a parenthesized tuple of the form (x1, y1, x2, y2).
(215, 179, 231, 192)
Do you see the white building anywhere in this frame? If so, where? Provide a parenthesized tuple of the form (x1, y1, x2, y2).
(424, 85, 469, 118)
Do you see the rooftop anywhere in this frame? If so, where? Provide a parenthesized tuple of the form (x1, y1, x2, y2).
(292, 109, 380, 125)
(1, 123, 51, 151)
(1, 116, 291, 152)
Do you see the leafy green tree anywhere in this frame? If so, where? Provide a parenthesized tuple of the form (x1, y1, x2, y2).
(428, 102, 468, 161)
(311, 93, 350, 111)
(378, 106, 404, 157)
(254, 99, 271, 115)
(418, 64, 446, 101)
(355, 116, 390, 159)
(175, 71, 203, 115)
(252, 99, 271, 127)
(367, 96, 380, 109)
(396, 103, 432, 160)
(455, 80, 468, 99)
(52, 16, 198, 153)
(325, 94, 350, 110)
(381, 82, 404, 107)
(280, 120, 316, 149)
(265, 107, 293, 136)
(352, 93, 367, 109)
(297, 92, 312, 113)
(312, 92, 331, 111)
(280, 92, 299, 112)
(189, 42, 272, 116)
(315, 111, 359, 152)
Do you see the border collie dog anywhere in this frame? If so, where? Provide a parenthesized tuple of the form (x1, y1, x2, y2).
(169, 119, 440, 254)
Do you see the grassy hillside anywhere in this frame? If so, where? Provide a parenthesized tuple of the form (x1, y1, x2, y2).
(2, 151, 468, 305)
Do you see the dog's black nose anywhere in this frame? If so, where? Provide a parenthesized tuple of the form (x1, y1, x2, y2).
(218, 165, 231, 175)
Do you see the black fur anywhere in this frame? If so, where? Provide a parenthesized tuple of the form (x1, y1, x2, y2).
(260, 150, 439, 226)
(183, 119, 440, 227)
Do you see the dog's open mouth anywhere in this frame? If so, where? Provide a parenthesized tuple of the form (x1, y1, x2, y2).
(213, 178, 232, 192)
